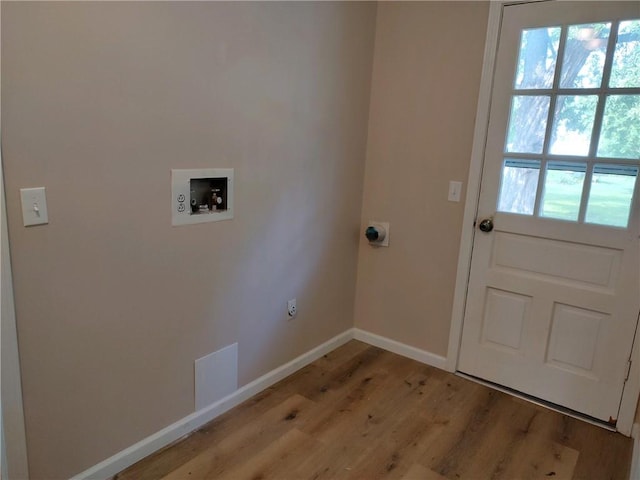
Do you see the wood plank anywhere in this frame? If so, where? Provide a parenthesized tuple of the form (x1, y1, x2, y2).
(498, 435, 579, 480)
(215, 428, 319, 480)
(115, 341, 633, 480)
(160, 394, 314, 479)
(113, 378, 311, 480)
(312, 339, 372, 373)
(450, 396, 574, 479)
(292, 359, 445, 480)
(550, 414, 632, 480)
(401, 463, 448, 480)
(342, 376, 493, 479)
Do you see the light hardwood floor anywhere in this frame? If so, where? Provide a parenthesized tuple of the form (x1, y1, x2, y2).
(115, 341, 633, 480)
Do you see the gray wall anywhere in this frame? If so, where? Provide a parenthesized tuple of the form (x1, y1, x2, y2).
(355, 2, 489, 356)
(1, 2, 376, 477)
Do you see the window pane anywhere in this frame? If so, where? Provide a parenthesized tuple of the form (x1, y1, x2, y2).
(585, 164, 638, 228)
(597, 95, 640, 159)
(540, 162, 587, 221)
(560, 23, 611, 89)
(515, 27, 561, 89)
(609, 20, 640, 88)
(506, 96, 550, 154)
(498, 159, 541, 215)
(549, 95, 598, 156)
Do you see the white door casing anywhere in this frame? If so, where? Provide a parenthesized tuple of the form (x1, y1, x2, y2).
(1, 153, 30, 478)
(1, 14, 30, 469)
(456, 1, 640, 425)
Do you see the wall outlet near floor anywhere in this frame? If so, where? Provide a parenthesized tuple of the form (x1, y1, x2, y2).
(287, 299, 297, 318)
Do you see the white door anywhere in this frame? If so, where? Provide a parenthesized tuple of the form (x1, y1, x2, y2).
(458, 1, 640, 424)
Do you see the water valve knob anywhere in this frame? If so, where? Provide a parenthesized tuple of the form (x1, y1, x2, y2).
(365, 226, 380, 241)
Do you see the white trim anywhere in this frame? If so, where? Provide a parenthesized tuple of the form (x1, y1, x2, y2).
(1, 416, 8, 480)
(446, 1, 503, 373)
(618, 321, 640, 436)
(1, 2, 30, 472)
(631, 424, 639, 480)
(70, 329, 354, 480)
(1, 148, 30, 478)
(71, 327, 453, 479)
(353, 329, 447, 370)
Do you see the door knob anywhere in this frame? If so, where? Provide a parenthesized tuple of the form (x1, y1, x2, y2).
(478, 217, 494, 233)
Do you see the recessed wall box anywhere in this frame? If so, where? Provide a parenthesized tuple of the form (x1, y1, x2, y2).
(172, 168, 234, 226)
(365, 221, 389, 247)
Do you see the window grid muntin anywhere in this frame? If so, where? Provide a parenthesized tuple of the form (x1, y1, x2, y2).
(501, 18, 640, 228)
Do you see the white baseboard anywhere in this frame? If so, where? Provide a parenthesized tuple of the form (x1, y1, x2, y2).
(72, 328, 448, 479)
(353, 328, 447, 370)
(632, 423, 639, 480)
(70, 329, 355, 480)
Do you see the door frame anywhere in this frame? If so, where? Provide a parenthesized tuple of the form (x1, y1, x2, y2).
(1, 153, 30, 478)
(446, 0, 640, 436)
(0, 3, 30, 471)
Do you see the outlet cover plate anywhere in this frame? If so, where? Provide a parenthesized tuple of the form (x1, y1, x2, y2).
(287, 298, 297, 318)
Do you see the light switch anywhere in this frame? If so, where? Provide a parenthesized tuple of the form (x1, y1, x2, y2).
(20, 187, 48, 226)
(448, 181, 463, 202)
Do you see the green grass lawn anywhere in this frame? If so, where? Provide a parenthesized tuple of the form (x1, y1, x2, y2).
(541, 172, 635, 227)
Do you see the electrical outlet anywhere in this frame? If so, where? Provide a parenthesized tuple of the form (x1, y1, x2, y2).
(287, 299, 297, 318)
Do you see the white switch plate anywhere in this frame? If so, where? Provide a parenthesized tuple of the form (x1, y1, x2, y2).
(20, 187, 48, 226)
(448, 181, 463, 202)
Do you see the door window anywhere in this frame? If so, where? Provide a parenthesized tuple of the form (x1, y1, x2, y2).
(497, 19, 640, 228)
